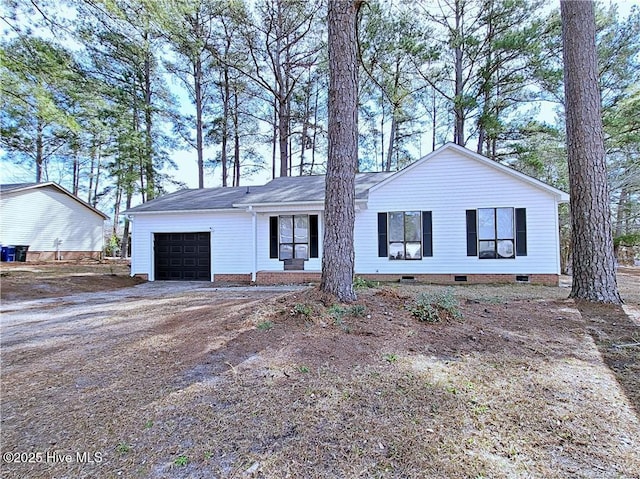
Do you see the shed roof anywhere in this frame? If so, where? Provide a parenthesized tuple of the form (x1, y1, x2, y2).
(0, 182, 109, 219)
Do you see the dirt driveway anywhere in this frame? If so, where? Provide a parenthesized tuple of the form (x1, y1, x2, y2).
(0, 282, 303, 478)
(1, 282, 301, 341)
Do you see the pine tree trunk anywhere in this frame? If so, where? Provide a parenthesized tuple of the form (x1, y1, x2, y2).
(278, 96, 290, 177)
(92, 146, 102, 208)
(73, 148, 79, 196)
(614, 189, 628, 238)
(431, 89, 437, 151)
(36, 120, 44, 183)
(321, 0, 360, 303)
(271, 102, 277, 180)
(561, 0, 621, 304)
(386, 113, 396, 171)
(195, 57, 204, 189)
(143, 41, 155, 201)
(221, 66, 230, 187)
(299, 72, 311, 176)
(311, 83, 319, 174)
(233, 90, 240, 186)
(453, 0, 465, 146)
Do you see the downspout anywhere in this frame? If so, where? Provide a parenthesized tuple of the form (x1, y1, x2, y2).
(101, 219, 106, 261)
(249, 206, 257, 283)
(214, 226, 216, 283)
(554, 199, 562, 276)
(126, 215, 133, 274)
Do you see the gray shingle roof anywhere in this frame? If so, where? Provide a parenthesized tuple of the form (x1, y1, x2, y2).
(124, 185, 265, 213)
(234, 172, 394, 205)
(124, 172, 395, 214)
(0, 183, 38, 193)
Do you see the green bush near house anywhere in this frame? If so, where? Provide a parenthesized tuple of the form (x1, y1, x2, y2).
(408, 289, 463, 323)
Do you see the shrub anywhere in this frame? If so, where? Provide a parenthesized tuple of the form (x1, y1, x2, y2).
(383, 353, 398, 363)
(349, 304, 366, 317)
(614, 232, 640, 247)
(408, 289, 462, 323)
(327, 304, 346, 321)
(353, 276, 377, 289)
(257, 321, 273, 331)
(327, 305, 350, 332)
(292, 303, 313, 318)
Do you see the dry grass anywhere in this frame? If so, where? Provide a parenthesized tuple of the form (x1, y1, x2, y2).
(1, 267, 639, 478)
(0, 260, 139, 301)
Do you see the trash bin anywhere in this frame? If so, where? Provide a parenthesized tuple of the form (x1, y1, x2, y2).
(1, 245, 16, 262)
(15, 245, 29, 262)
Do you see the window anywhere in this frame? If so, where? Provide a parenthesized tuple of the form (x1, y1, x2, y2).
(466, 208, 527, 259)
(279, 215, 308, 260)
(269, 215, 319, 260)
(378, 211, 432, 260)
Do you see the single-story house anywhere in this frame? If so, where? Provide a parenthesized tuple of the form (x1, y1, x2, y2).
(0, 182, 108, 261)
(125, 143, 570, 285)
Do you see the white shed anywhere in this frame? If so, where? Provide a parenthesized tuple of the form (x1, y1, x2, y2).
(125, 143, 570, 285)
(0, 182, 107, 261)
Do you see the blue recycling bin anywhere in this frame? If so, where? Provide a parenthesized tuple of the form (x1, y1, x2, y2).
(1, 246, 16, 262)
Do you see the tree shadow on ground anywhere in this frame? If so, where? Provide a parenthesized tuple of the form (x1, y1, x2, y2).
(578, 301, 640, 415)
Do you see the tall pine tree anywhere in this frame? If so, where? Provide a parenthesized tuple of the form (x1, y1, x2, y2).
(321, 0, 361, 302)
(561, 0, 621, 304)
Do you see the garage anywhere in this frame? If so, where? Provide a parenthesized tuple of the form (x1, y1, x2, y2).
(154, 232, 211, 281)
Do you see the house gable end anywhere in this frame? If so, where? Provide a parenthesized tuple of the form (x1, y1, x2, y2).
(1, 182, 108, 219)
(369, 143, 569, 203)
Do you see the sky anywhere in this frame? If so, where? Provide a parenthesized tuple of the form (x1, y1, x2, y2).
(122, 0, 640, 192)
(1, 0, 639, 198)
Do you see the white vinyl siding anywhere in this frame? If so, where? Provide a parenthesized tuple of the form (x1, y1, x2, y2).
(0, 187, 104, 253)
(128, 146, 564, 279)
(355, 149, 562, 275)
(129, 211, 253, 280)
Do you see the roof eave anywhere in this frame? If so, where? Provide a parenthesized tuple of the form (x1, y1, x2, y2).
(234, 198, 368, 209)
(233, 200, 325, 208)
(124, 208, 240, 216)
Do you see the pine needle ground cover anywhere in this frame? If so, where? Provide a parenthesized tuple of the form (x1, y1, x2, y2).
(1, 266, 639, 478)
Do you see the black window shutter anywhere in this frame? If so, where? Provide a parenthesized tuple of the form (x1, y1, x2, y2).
(422, 211, 433, 257)
(466, 210, 478, 256)
(515, 208, 527, 256)
(269, 216, 279, 259)
(309, 215, 319, 258)
(377, 212, 388, 258)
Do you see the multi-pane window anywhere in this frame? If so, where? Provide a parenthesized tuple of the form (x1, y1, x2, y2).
(279, 215, 309, 260)
(478, 207, 514, 259)
(388, 211, 422, 260)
